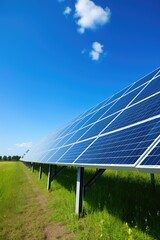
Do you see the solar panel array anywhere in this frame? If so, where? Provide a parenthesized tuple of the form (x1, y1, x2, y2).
(21, 67, 160, 172)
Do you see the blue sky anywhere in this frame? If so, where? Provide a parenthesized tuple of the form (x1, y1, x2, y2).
(0, 0, 160, 156)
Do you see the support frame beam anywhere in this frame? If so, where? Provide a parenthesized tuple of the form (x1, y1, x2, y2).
(84, 169, 106, 196)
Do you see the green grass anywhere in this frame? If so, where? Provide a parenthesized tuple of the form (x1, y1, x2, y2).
(1, 162, 160, 239)
(0, 162, 47, 240)
(32, 164, 160, 240)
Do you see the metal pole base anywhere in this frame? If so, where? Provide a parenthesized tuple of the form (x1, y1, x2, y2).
(47, 165, 52, 190)
(150, 173, 156, 192)
(39, 164, 42, 180)
(75, 167, 84, 216)
(32, 163, 34, 173)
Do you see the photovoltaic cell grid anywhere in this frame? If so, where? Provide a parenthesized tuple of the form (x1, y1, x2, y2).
(139, 142, 160, 166)
(136, 119, 160, 169)
(22, 67, 160, 171)
(75, 118, 160, 166)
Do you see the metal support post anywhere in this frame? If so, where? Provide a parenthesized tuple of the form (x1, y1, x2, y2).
(32, 163, 34, 173)
(75, 167, 84, 216)
(54, 165, 57, 175)
(84, 169, 106, 196)
(47, 165, 52, 190)
(150, 173, 156, 191)
(26, 162, 30, 168)
(52, 166, 66, 181)
(39, 164, 42, 180)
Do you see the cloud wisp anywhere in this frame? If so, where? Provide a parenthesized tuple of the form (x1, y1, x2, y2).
(57, 0, 110, 62)
(75, 0, 111, 33)
(15, 142, 32, 148)
(64, 6, 72, 16)
(90, 42, 103, 61)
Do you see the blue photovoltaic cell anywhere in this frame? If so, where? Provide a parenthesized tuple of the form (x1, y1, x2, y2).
(57, 124, 75, 138)
(128, 68, 160, 92)
(58, 122, 91, 145)
(80, 98, 111, 118)
(47, 145, 71, 163)
(57, 139, 93, 163)
(44, 132, 73, 150)
(84, 85, 143, 128)
(62, 111, 92, 136)
(78, 105, 97, 119)
(57, 117, 83, 138)
(138, 119, 160, 166)
(70, 113, 95, 132)
(103, 93, 160, 134)
(83, 102, 115, 126)
(131, 76, 160, 104)
(90, 99, 108, 113)
(62, 125, 91, 145)
(58, 120, 79, 137)
(140, 142, 160, 166)
(52, 124, 72, 138)
(75, 119, 160, 165)
(101, 86, 144, 118)
(106, 86, 130, 104)
(80, 114, 117, 140)
(40, 149, 57, 163)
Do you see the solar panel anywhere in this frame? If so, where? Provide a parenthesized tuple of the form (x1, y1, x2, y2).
(21, 67, 160, 172)
(75, 118, 160, 167)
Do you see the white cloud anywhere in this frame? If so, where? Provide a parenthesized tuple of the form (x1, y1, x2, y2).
(64, 6, 72, 16)
(15, 142, 32, 149)
(90, 41, 103, 61)
(75, 0, 111, 33)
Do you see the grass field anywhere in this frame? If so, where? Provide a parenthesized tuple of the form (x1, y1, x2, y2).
(0, 162, 160, 240)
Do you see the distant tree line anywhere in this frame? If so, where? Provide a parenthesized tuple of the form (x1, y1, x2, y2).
(0, 156, 21, 161)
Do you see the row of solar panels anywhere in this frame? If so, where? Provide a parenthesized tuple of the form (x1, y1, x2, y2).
(21, 67, 160, 172)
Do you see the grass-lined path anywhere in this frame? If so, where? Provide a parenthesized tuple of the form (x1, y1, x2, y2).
(0, 162, 71, 240)
(1, 162, 160, 239)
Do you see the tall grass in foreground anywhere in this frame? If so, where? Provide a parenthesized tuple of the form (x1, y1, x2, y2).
(1, 162, 160, 239)
(0, 162, 26, 239)
(32, 164, 160, 240)
(0, 162, 46, 240)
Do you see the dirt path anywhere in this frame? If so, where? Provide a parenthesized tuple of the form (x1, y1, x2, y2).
(23, 166, 73, 240)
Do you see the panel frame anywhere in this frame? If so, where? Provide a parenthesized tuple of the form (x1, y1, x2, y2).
(136, 135, 160, 172)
